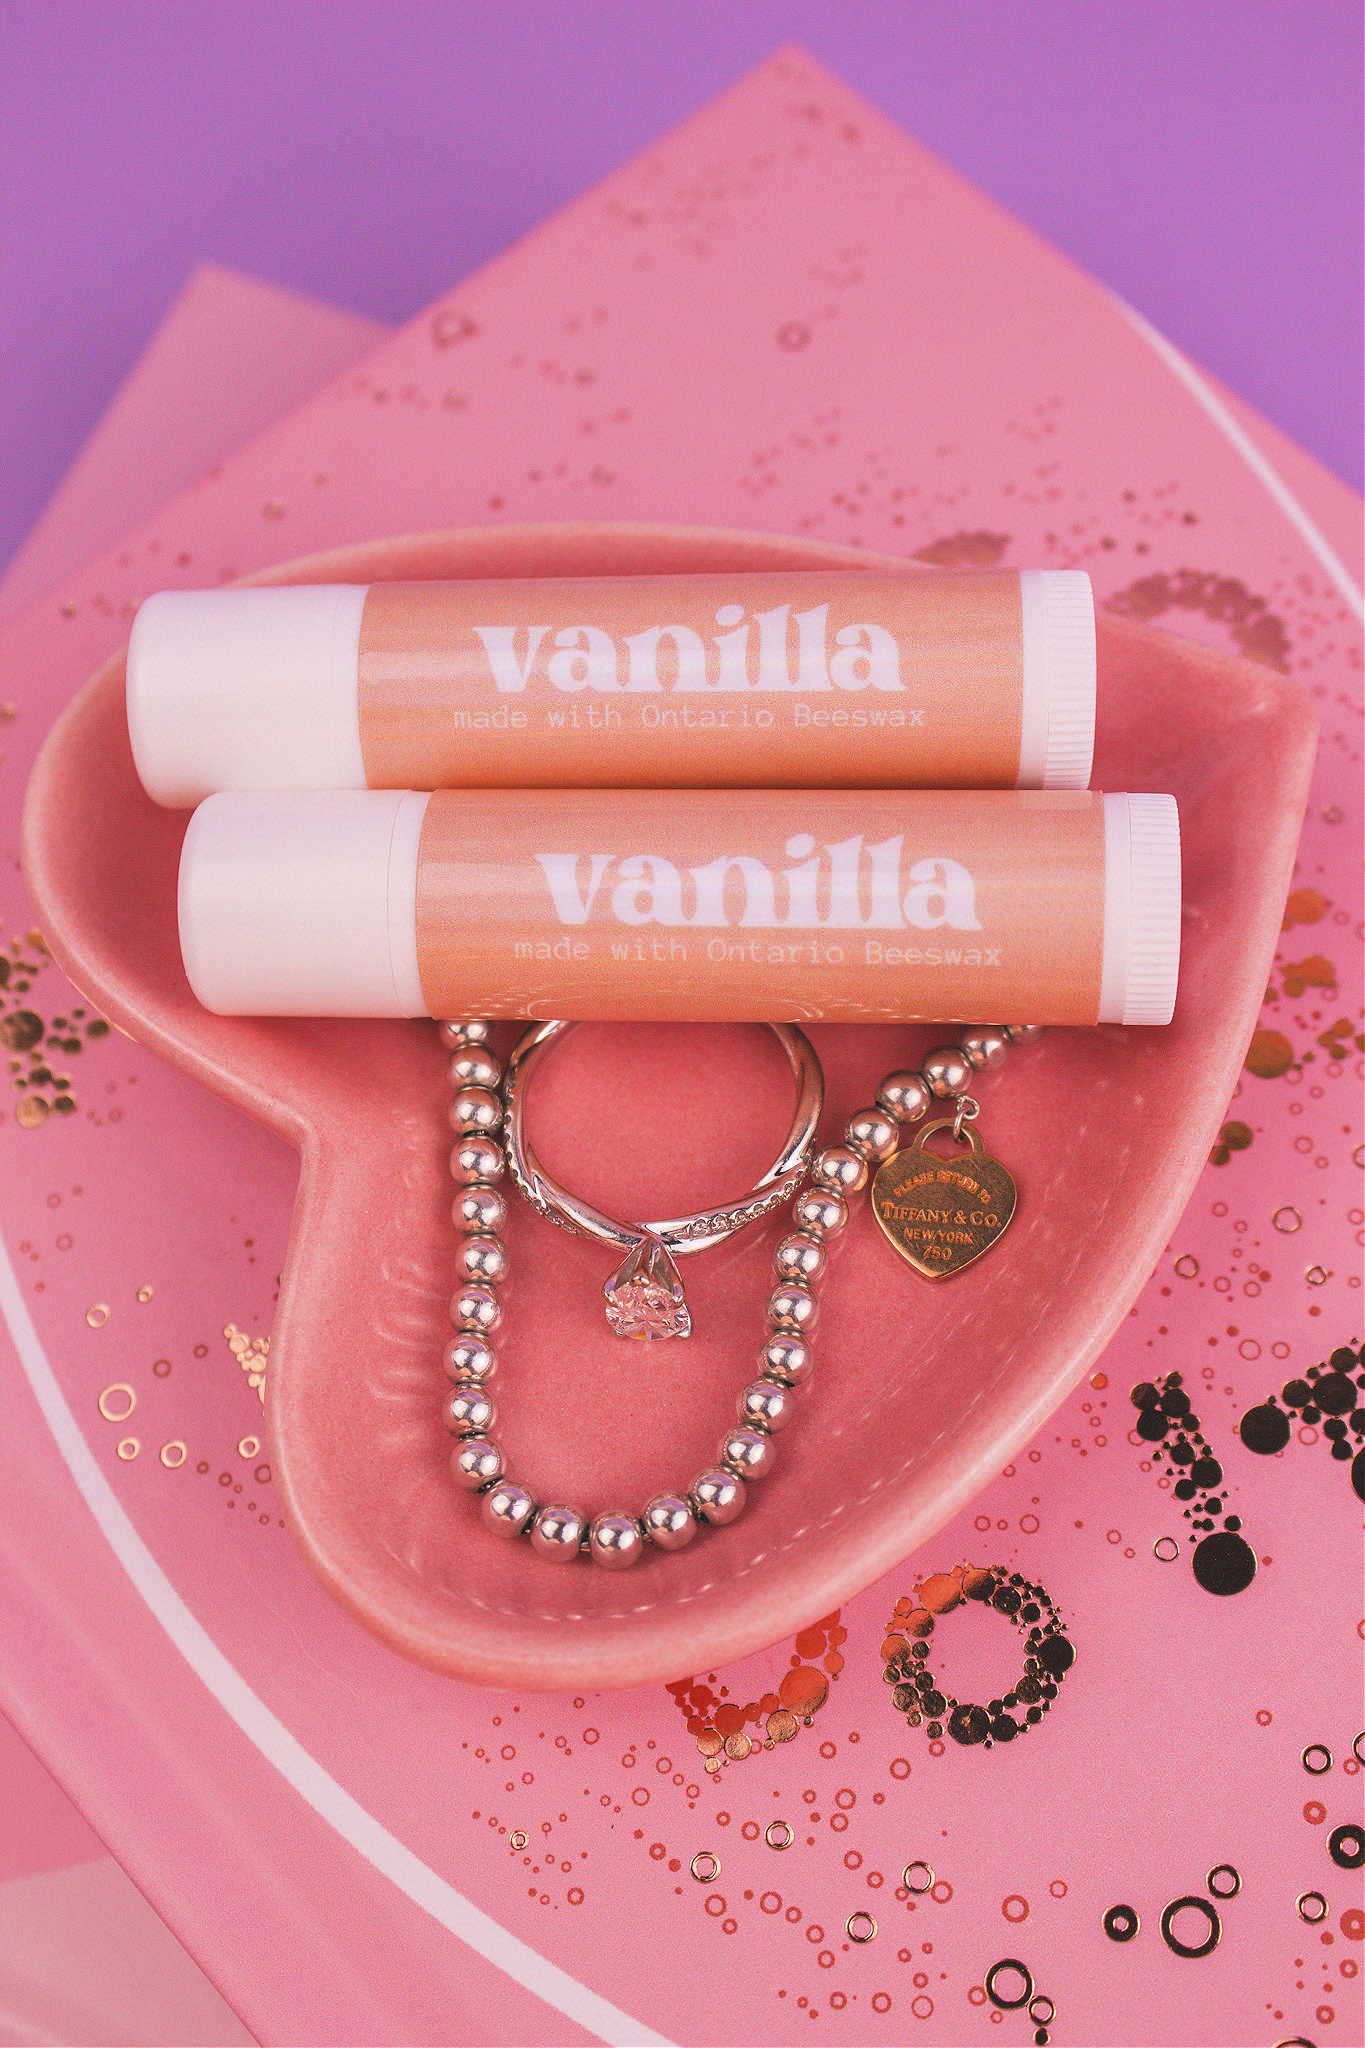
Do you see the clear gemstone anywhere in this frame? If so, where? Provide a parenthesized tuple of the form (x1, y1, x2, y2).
(603, 1232, 692, 1339)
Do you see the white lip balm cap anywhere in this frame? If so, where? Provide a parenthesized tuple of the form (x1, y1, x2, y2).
(128, 586, 368, 807)
(1099, 793, 1182, 1025)
(1017, 571, 1096, 790)
(178, 790, 428, 1015)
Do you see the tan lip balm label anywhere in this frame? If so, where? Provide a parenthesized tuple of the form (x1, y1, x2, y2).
(414, 788, 1105, 1024)
(360, 571, 1024, 789)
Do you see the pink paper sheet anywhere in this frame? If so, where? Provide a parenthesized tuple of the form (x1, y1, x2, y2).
(0, 49, 1360, 2048)
(0, 260, 383, 2046)
(0, 262, 385, 621)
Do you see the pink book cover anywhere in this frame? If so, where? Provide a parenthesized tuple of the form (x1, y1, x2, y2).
(1, 50, 1361, 2048)
(0, 262, 384, 2047)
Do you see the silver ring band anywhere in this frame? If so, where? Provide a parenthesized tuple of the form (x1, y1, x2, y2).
(503, 1020, 824, 1255)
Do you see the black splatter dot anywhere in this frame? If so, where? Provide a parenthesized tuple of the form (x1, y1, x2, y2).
(1240, 1402, 1291, 1455)
(1329, 1823, 1364, 1869)
(948, 1704, 991, 1747)
(1192, 1530, 1257, 1596)
(1037, 1634, 1075, 1677)
(1315, 1371, 1356, 1415)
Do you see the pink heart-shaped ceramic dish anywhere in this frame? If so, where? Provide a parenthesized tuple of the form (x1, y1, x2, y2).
(21, 524, 1315, 1689)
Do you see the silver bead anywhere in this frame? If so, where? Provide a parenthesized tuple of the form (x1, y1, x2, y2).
(691, 1468, 746, 1526)
(960, 1026, 1010, 1072)
(481, 1479, 536, 1538)
(451, 1437, 503, 1490)
(759, 1333, 813, 1386)
(739, 1379, 795, 1433)
(449, 1085, 502, 1135)
(876, 1070, 932, 1123)
(921, 1046, 972, 1099)
(642, 1494, 698, 1550)
(451, 1134, 504, 1184)
(768, 1281, 818, 1332)
(439, 1019, 493, 1047)
(452, 1284, 501, 1333)
(811, 1145, 867, 1195)
(529, 1503, 587, 1560)
(442, 1384, 496, 1437)
(1006, 1023, 1043, 1043)
(845, 1106, 898, 1161)
(721, 1425, 777, 1480)
(589, 1512, 645, 1570)
(443, 1334, 496, 1382)
(774, 1231, 826, 1283)
(794, 1188, 848, 1237)
(454, 1185, 506, 1234)
(447, 1046, 501, 1091)
(457, 1233, 508, 1285)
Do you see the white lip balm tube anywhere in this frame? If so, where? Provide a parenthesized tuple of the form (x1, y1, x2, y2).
(178, 788, 1180, 1027)
(128, 569, 1095, 804)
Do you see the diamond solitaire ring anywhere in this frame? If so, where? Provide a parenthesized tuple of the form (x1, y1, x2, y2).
(500, 1019, 824, 1339)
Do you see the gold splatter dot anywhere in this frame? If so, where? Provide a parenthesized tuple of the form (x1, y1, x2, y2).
(913, 531, 1010, 568)
(1246, 1029, 1294, 1079)
(1106, 568, 1290, 671)
(1, 1010, 43, 1052)
(116, 1437, 140, 1460)
(98, 1382, 136, 1421)
(136, 1283, 154, 1303)
(238, 1435, 261, 1459)
(1273, 1206, 1302, 1233)
(15, 1097, 48, 1127)
(1283, 887, 1329, 928)
(431, 306, 479, 348)
(778, 1665, 829, 1717)
(159, 1441, 187, 1469)
(509, 1830, 527, 1851)
(85, 1302, 110, 1328)
(1306, 1265, 1329, 1287)
(1174, 1254, 1199, 1279)
(1282, 954, 1336, 998)
(224, 1321, 270, 1400)
(1210, 1120, 1252, 1165)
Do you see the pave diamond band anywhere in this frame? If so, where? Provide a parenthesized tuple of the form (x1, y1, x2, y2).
(502, 1020, 825, 1280)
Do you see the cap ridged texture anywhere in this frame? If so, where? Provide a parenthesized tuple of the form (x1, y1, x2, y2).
(1039, 571, 1096, 789)
(1120, 793, 1182, 1024)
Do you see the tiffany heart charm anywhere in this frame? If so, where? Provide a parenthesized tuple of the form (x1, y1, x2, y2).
(871, 1099, 1017, 1280)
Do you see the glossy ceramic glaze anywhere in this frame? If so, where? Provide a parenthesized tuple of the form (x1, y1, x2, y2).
(21, 523, 1316, 1688)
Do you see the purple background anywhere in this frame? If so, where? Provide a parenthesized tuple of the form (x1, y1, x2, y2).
(1, 1, 1360, 577)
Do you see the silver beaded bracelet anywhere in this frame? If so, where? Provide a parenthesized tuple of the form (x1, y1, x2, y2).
(438, 1019, 1040, 1569)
